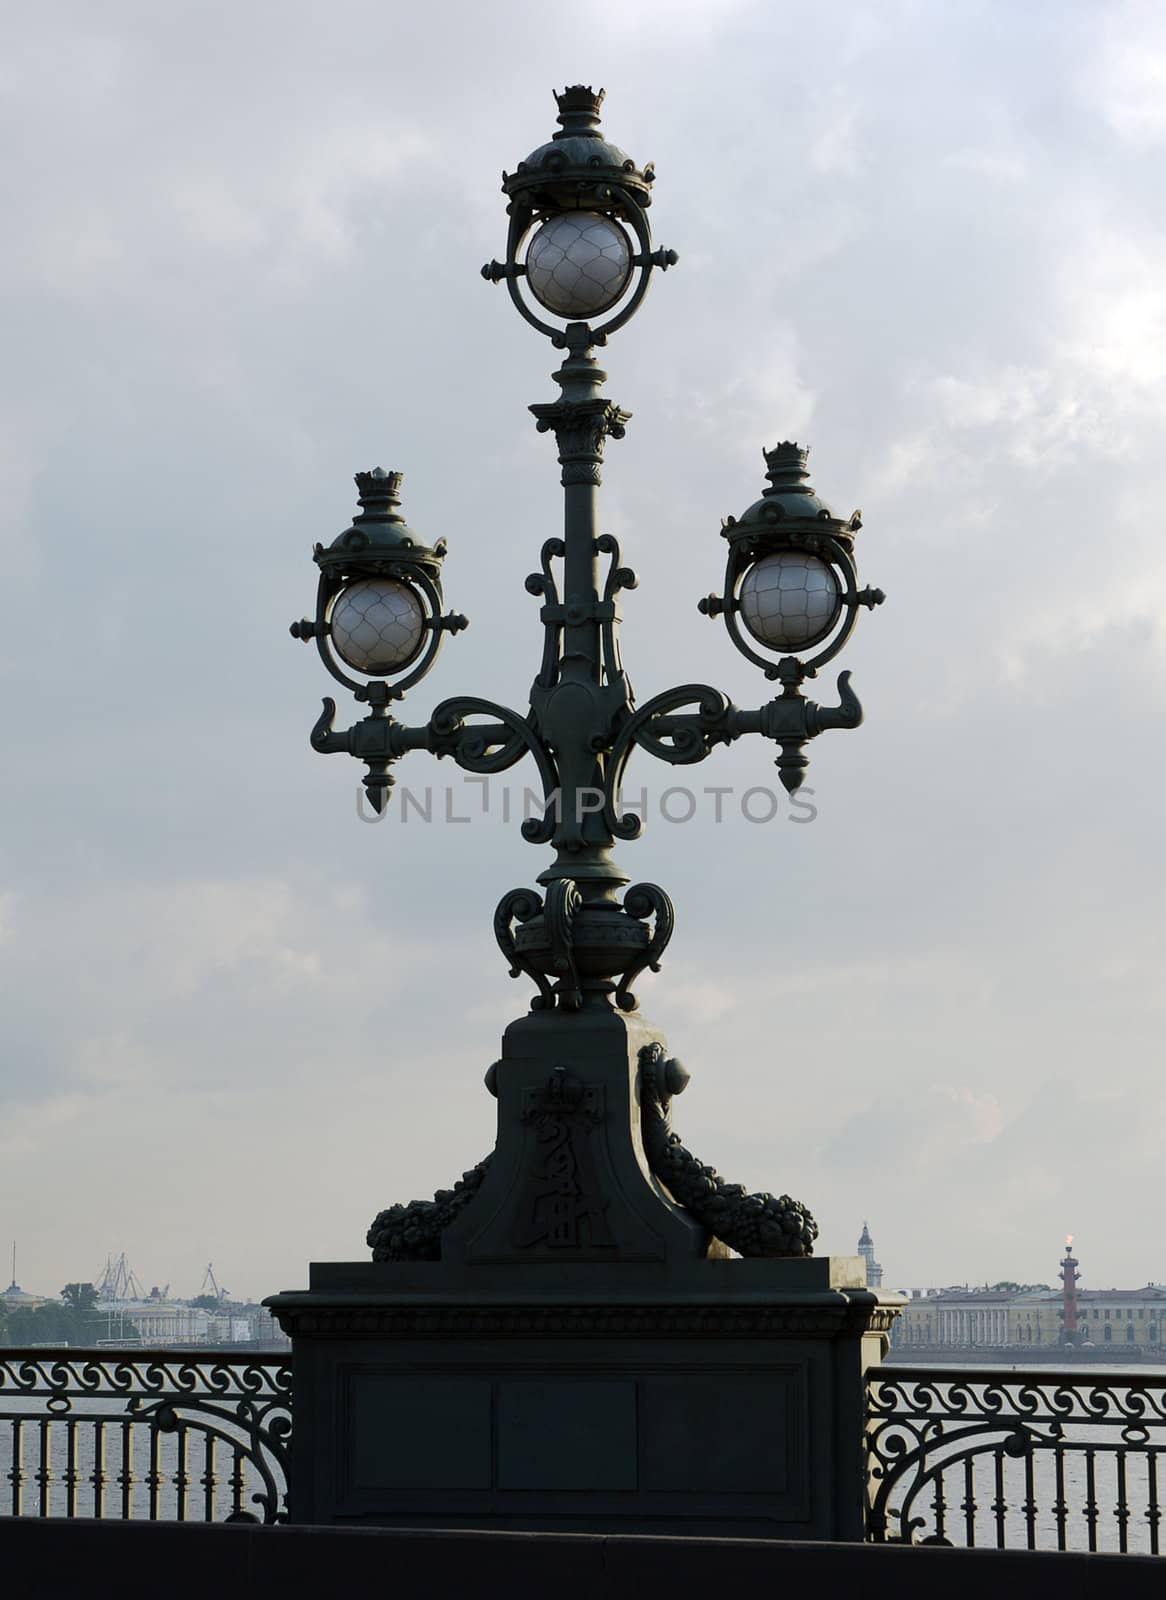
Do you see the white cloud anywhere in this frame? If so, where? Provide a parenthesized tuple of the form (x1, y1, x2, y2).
(1093, 3, 1166, 144)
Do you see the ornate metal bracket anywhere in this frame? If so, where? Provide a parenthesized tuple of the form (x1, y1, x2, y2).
(759, 669, 864, 794)
(309, 696, 402, 814)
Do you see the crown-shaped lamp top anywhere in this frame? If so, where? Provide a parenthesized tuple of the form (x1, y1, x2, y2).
(316, 467, 446, 579)
(762, 442, 812, 495)
(354, 466, 405, 520)
(553, 85, 605, 138)
(504, 85, 653, 211)
(725, 439, 853, 542)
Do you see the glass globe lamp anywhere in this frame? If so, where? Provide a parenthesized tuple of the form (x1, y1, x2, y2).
(738, 551, 841, 652)
(525, 212, 632, 318)
(329, 579, 425, 676)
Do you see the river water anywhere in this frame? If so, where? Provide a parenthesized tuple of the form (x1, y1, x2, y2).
(0, 1390, 286, 1523)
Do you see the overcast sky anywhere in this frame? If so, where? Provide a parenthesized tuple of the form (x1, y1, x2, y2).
(3, 0, 1165, 1303)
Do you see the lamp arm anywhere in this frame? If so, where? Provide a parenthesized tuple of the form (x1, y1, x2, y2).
(601, 671, 865, 833)
(306, 693, 561, 841)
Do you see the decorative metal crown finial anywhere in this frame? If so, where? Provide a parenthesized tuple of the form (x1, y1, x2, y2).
(763, 442, 812, 491)
(353, 467, 404, 516)
(553, 85, 605, 135)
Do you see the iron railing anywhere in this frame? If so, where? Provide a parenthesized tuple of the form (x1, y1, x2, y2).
(6, 1349, 1164, 1548)
(867, 1365, 1166, 1555)
(0, 1349, 290, 1523)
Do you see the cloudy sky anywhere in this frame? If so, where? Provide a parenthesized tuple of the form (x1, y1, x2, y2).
(3, 0, 1165, 1303)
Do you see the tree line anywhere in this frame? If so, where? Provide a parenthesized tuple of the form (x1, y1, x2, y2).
(0, 1282, 103, 1347)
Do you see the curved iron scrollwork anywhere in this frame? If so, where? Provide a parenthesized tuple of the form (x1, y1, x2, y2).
(614, 883, 674, 1012)
(526, 536, 567, 689)
(596, 531, 638, 694)
(604, 685, 737, 839)
(428, 696, 560, 844)
(0, 1350, 291, 1523)
(494, 887, 555, 1009)
(638, 1044, 817, 1257)
(866, 1367, 1166, 1553)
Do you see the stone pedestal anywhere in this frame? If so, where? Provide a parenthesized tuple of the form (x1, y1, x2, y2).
(269, 1257, 898, 1539)
(268, 1005, 900, 1536)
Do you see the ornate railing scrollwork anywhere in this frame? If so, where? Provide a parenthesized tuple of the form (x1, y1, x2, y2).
(867, 1367, 1166, 1554)
(0, 1350, 290, 1523)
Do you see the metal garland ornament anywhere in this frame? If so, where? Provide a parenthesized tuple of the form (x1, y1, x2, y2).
(290, 85, 886, 1261)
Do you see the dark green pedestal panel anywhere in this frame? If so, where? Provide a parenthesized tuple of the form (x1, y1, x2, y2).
(270, 1257, 898, 1540)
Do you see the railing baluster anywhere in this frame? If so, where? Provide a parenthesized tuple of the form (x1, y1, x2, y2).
(1148, 1451, 1161, 1557)
(1084, 1447, 1099, 1553)
(1023, 1443, 1038, 1550)
(119, 1418, 134, 1520)
(10, 1418, 24, 1517)
(992, 1446, 1007, 1547)
(63, 1419, 79, 1519)
(230, 1445, 246, 1518)
(175, 1425, 189, 1523)
(202, 1434, 217, 1523)
(92, 1420, 106, 1518)
(37, 1417, 52, 1518)
(1053, 1439, 1068, 1552)
(962, 1454, 976, 1545)
(147, 1425, 162, 1521)
(1115, 1449, 1130, 1554)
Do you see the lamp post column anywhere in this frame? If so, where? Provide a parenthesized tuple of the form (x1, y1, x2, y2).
(528, 328, 631, 894)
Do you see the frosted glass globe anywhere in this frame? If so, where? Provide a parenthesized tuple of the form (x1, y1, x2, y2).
(525, 213, 632, 318)
(738, 551, 841, 651)
(329, 579, 424, 675)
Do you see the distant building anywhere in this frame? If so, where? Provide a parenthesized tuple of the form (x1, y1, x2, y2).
(858, 1222, 883, 1288)
(95, 1300, 213, 1345)
(893, 1240, 1166, 1350)
(896, 1285, 1026, 1348)
(2, 1245, 47, 1310)
(1, 1278, 47, 1310)
(207, 1309, 289, 1347)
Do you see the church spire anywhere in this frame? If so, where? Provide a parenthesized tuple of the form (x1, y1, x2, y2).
(857, 1221, 883, 1288)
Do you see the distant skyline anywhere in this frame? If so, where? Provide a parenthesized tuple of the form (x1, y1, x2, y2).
(6, 1228, 1157, 1307)
(3, 0, 1166, 1295)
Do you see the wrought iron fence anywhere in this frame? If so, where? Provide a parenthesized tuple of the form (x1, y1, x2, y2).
(0, 1349, 291, 1523)
(867, 1365, 1166, 1555)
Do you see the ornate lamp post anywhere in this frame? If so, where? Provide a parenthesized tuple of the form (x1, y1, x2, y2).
(273, 86, 896, 1540)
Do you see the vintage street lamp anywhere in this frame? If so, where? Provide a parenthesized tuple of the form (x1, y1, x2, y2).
(274, 83, 896, 1543)
(289, 85, 884, 1262)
